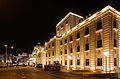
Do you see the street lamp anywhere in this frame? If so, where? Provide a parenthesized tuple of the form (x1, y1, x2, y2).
(5, 45, 8, 63)
(11, 46, 14, 49)
(4, 45, 14, 64)
(104, 51, 108, 73)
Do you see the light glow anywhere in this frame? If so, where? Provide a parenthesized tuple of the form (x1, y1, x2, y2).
(104, 51, 108, 56)
(89, 14, 96, 20)
(62, 33, 65, 37)
(73, 66, 76, 70)
(68, 56, 71, 60)
(67, 30, 71, 34)
(80, 21, 85, 26)
(56, 58, 59, 61)
(72, 26, 77, 31)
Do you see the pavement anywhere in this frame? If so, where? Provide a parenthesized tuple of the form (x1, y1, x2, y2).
(0, 66, 119, 79)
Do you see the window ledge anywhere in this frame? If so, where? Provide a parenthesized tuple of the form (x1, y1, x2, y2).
(96, 47, 103, 50)
(96, 29, 103, 33)
(84, 34, 90, 38)
(113, 28, 118, 31)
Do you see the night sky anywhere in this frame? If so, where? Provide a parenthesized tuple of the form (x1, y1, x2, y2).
(0, 0, 120, 55)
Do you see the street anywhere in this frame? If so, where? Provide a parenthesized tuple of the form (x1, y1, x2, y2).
(0, 67, 61, 79)
(0, 66, 118, 79)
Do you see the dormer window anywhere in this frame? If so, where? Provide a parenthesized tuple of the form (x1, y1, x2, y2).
(58, 28, 59, 31)
(61, 25, 63, 28)
(66, 21, 68, 24)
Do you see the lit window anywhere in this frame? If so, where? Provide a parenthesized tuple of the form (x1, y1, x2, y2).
(86, 59, 89, 66)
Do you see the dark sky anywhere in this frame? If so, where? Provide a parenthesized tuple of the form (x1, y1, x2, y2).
(0, 0, 120, 55)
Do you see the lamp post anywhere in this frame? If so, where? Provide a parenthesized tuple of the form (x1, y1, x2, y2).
(104, 52, 108, 73)
(4, 45, 14, 64)
(5, 45, 7, 63)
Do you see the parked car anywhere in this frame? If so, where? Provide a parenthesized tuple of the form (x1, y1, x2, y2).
(36, 64, 42, 68)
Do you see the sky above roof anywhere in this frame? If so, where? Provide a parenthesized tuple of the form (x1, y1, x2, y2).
(0, 0, 120, 55)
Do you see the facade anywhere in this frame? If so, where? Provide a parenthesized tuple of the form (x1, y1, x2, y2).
(30, 43, 46, 67)
(31, 6, 120, 72)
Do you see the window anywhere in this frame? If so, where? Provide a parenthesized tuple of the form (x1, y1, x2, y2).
(61, 51, 62, 55)
(66, 21, 68, 24)
(77, 32, 80, 39)
(77, 59, 80, 65)
(52, 51, 54, 56)
(49, 61, 51, 64)
(46, 47, 47, 50)
(85, 43, 89, 50)
(97, 40, 102, 48)
(113, 20, 117, 28)
(58, 28, 59, 31)
(61, 61, 62, 65)
(96, 21, 102, 30)
(38, 54, 41, 57)
(52, 42, 54, 46)
(97, 58, 102, 66)
(114, 58, 117, 66)
(70, 60, 72, 65)
(77, 46, 80, 52)
(114, 39, 117, 47)
(60, 41, 62, 45)
(85, 27, 89, 35)
(49, 45, 50, 48)
(65, 60, 67, 65)
(70, 48, 73, 53)
(65, 49, 67, 54)
(49, 52, 50, 57)
(61, 25, 63, 28)
(70, 36, 72, 41)
(65, 39, 67, 44)
(86, 59, 89, 66)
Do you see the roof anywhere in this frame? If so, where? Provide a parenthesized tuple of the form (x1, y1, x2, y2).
(56, 12, 84, 27)
(61, 5, 120, 38)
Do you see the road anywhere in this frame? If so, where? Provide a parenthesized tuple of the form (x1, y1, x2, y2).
(0, 67, 118, 79)
(0, 67, 61, 79)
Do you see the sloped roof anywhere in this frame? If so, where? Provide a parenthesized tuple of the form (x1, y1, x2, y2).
(56, 12, 84, 27)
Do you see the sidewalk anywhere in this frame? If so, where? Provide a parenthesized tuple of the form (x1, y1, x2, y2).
(47, 71, 119, 79)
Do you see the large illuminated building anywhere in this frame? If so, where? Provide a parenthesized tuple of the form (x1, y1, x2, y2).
(31, 6, 120, 72)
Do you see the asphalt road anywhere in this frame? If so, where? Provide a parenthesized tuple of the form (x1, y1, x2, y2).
(0, 67, 61, 79)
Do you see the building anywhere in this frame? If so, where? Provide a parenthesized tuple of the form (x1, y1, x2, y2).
(15, 52, 29, 65)
(32, 6, 120, 73)
(30, 42, 46, 67)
